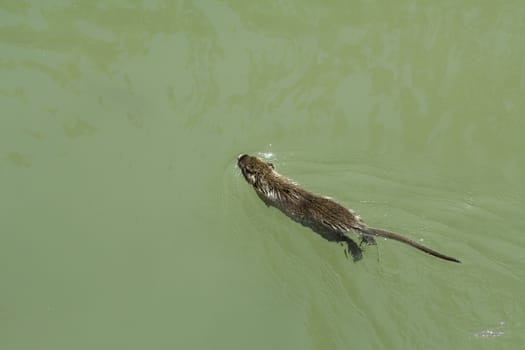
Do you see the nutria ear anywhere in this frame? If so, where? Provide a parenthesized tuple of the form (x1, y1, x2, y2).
(268, 162, 275, 169)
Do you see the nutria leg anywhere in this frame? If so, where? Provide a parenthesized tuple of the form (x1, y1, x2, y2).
(342, 236, 363, 261)
(360, 234, 377, 246)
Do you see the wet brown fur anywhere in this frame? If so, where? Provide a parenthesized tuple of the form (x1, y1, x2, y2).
(237, 154, 460, 263)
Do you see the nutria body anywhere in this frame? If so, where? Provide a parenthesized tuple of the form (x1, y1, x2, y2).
(237, 154, 460, 263)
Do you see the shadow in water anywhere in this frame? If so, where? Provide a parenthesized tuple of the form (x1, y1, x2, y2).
(301, 223, 375, 262)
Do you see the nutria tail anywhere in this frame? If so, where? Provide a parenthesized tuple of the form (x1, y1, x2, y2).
(359, 226, 461, 263)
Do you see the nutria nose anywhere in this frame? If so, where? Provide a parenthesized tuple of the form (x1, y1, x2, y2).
(237, 154, 248, 161)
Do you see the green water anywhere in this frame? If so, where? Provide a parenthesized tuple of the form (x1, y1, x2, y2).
(2, 1, 525, 349)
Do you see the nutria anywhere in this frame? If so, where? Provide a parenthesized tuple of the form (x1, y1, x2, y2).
(237, 154, 460, 263)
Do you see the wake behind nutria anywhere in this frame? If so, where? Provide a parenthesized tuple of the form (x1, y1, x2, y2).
(237, 154, 460, 263)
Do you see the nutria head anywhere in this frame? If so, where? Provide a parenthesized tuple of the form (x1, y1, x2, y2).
(237, 154, 275, 186)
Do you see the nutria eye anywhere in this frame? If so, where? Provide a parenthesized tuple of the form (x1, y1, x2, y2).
(268, 163, 274, 169)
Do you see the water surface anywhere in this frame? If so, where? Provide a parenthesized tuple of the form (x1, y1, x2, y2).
(2, 1, 525, 349)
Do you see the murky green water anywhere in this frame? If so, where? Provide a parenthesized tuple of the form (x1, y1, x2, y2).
(2, 1, 525, 349)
